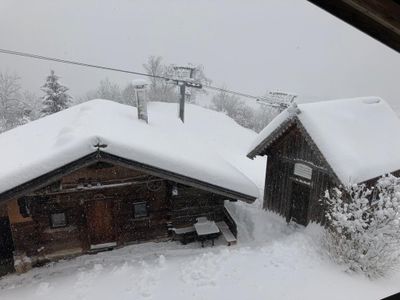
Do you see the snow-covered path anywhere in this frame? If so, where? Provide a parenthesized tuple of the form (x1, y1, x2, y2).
(0, 202, 399, 300)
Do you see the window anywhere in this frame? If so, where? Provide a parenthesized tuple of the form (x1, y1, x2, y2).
(17, 197, 31, 217)
(294, 163, 312, 180)
(48, 180, 62, 192)
(50, 212, 67, 228)
(133, 202, 148, 218)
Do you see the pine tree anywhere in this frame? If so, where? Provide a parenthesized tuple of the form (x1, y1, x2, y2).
(40, 70, 71, 116)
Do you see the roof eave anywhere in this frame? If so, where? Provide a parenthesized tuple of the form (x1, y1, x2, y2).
(0, 151, 257, 205)
(247, 118, 296, 159)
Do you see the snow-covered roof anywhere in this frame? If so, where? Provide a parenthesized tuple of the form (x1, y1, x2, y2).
(0, 100, 258, 200)
(248, 97, 400, 185)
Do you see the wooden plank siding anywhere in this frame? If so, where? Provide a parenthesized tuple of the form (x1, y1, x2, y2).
(256, 118, 400, 226)
(169, 185, 226, 228)
(5, 162, 234, 266)
(262, 124, 337, 225)
(0, 152, 255, 205)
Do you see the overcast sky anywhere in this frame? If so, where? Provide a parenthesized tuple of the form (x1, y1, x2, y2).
(0, 0, 399, 109)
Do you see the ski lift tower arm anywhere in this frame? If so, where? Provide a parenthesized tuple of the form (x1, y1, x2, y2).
(168, 65, 203, 123)
(256, 91, 298, 110)
(203, 84, 297, 110)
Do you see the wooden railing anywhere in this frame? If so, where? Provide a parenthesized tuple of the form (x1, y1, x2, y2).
(223, 205, 237, 238)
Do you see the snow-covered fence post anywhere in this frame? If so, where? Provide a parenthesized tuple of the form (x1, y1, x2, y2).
(132, 79, 149, 123)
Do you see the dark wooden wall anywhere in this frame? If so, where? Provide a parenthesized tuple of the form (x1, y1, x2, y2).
(263, 124, 337, 225)
(170, 185, 226, 227)
(6, 162, 229, 263)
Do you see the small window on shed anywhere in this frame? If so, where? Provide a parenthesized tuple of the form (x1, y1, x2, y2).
(50, 212, 67, 228)
(294, 163, 312, 180)
(133, 202, 148, 218)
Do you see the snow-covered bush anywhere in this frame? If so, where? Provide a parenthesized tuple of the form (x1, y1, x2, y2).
(323, 174, 400, 278)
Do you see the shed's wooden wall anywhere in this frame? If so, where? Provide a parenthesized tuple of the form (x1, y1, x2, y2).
(263, 124, 336, 224)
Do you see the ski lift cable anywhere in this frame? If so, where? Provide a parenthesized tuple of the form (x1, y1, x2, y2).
(0, 48, 290, 107)
(0, 48, 168, 80)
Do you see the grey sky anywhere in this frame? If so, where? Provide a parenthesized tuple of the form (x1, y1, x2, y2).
(0, 0, 399, 110)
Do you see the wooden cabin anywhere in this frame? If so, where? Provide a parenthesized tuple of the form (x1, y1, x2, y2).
(248, 97, 400, 226)
(0, 100, 258, 274)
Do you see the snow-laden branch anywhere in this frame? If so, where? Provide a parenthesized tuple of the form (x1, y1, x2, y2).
(322, 174, 400, 278)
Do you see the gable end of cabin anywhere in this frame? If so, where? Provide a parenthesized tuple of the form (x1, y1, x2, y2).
(259, 119, 341, 226)
(0, 156, 244, 274)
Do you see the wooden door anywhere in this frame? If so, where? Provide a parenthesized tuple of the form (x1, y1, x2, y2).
(0, 217, 14, 259)
(289, 181, 310, 226)
(86, 199, 116, 247)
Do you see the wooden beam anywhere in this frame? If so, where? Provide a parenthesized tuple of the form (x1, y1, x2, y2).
(308, 0, 400, 52)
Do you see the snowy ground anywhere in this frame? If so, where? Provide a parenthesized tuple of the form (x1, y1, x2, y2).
(0, 202, 399, 300)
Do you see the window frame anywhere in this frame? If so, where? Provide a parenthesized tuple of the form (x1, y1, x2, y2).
(133, 201, 148, 219)
(49, 211, 68, 228)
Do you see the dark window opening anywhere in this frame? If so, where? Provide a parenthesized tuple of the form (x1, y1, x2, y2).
(48, 180, 62, 192)
(50, 212, 67, 228)
(17, 197, 31, 217)
(133, 202, 148, 218)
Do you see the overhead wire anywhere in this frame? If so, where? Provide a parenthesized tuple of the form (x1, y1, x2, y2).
(0, 48, 289, 107)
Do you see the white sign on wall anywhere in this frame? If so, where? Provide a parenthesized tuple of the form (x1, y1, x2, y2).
(294, 163, 312, 180)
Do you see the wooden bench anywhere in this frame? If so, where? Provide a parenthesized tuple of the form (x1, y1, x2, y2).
(216, 221, 237, 246)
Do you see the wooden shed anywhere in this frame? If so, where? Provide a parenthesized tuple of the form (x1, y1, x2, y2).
(0, 100, 258, 274)
(248, 97, 400, 226)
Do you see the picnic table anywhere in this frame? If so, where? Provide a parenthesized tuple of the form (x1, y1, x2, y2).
(194, 217, 220, 247)
(170, 226, 196, 245)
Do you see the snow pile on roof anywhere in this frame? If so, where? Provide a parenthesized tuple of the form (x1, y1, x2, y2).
(0, 99, 259, 199)
(249, 97, 400, 184)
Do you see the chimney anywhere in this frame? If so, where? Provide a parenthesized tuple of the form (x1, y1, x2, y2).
(132, 79, 149, 123)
